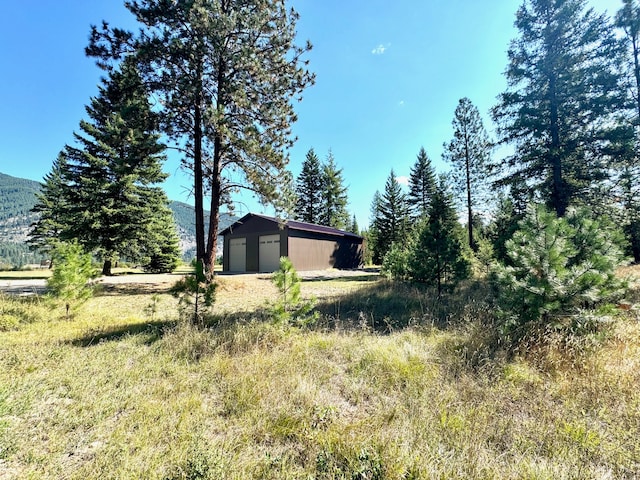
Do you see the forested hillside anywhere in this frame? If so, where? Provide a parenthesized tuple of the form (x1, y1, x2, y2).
(0, 173, 45, 267)
(0, 172, 236, 268)
(170, 200, 237, 260)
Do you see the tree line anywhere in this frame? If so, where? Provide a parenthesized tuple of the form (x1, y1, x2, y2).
(367, 0, 640, 270)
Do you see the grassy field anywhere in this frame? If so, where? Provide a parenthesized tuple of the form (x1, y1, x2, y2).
(0, 271, 639, 479)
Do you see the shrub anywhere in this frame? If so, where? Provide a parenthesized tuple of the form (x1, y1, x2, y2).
(270, 256, 317, 326)
(493, 204, 626, 345)
(171, 260, 216, 325)
(381, 240, 413, 280)
(47, 240, 96, 319)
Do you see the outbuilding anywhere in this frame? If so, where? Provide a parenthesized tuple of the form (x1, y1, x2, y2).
(220, 213, 364, 273)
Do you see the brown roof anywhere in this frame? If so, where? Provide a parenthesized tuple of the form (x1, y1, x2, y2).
(220, 213, 363, 240)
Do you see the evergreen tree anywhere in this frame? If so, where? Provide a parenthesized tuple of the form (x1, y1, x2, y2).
(443, 97, 491, 251)
(375, 170, 411, 261)
(295, 148, 323, 224)
(486, 194, 523, 264)
(350, 214, 359, 235)
(492, 0, 624, 217)
(368, 191, 384, 265)
(320, 151, 349, 229)
(143, 203, 181, 273)
(47, 240, 96, 320)
(616, 0, 640, 262)
(88, 0, 315, 272)
(30, 59, 178, 276)
(407, 147, 437, 219)
(410, 178, 470, 295)
(494, 204, 626, 344)
(28, 155, 69, 260)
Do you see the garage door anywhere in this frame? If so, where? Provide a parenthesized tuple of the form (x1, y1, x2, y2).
(229, 237, 246, 272)
(259, 234, 281, 272)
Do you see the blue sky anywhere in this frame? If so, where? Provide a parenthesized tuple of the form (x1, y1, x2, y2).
(0, 0, 623, 228)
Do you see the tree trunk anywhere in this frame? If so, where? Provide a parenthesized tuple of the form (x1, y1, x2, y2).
(102, 259, 112, 276)
(205, 139, 222, 276)
(464, 133, 475, 251)
(193, 99, 206, 265)
(204, 54, 226, 276)
(548, 74, 567, 217)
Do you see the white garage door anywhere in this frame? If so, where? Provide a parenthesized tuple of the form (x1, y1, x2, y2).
(259, 234, 281, 272)
(229, 238, 246, 272)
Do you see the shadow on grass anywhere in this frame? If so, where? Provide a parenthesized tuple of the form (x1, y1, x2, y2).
(70, 319, 177, 347)
(313, 277, 497, 334)
(302, 274, 380, 284)
(94, 283, 176, 296)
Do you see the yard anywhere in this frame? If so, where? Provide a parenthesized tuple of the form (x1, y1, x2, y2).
(0, 268, 639, 479)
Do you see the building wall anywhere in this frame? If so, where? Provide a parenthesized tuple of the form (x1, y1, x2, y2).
(287, 236, 337, 271)
(222, 215, 363, 272)
(288, 230, 363, 270)
(224, 229, 286, 272)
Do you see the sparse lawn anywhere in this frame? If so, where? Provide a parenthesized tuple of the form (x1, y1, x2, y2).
(0, 270, 639, 479)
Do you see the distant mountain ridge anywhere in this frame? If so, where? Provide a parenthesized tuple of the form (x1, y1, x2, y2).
(0, 171, 237, 267)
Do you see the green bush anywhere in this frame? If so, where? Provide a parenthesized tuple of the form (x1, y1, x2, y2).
(270, 256, 317, 326)
(381, 240, 412, 280)
(171, 260, 216, 325)
(47, 240, 96, 319)
(493, 204, 626, 344)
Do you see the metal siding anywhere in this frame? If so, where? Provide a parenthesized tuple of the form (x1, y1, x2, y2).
(288, 236, 338, 270)
(288, 231, 364, 270)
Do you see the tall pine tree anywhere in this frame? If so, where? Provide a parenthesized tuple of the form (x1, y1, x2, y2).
(30, 59, 179, 275)
(368, 190, 384, 265)
(374, 170, 410, 260)
(492, 0, 624, 217)
(320, 151, 349, 229)
(88, 0, 315, 272)
(443, 97, 491, 251)
(407, 147, 437, 219)
(295, 148, 323, 224)
(410, 177, 470, 295)
(616, 0, 640, 262)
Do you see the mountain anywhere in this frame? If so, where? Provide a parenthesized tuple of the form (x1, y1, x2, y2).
(0, 172, 237, 267)
(170, 200, 237, 260)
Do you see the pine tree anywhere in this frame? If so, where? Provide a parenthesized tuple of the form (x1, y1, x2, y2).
(88, 0, 315, 272)
(143, 202, 181, 273)
(30, 59, 178, 276)
(47, 240, 96, 319)
(410, 177, 470, 295)
(375, 170, 411, 260)
(28, 154, 69, 260)
(494, 204, 626, 344)
(368, 191, 384, 265)
(350, 214, 359, 235)
(616, 0, 640, 262)
(492, 0, 624, 217)
(295, 148, 323, 224)
(408, 147, 437, 219)
(443, 97, 491, 251)
(320, 151, 349, 229)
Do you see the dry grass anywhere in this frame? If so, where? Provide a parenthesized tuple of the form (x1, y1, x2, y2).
(0, 270, 639, 479)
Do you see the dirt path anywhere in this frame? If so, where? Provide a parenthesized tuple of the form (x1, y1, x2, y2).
(0, 269, 378, 296)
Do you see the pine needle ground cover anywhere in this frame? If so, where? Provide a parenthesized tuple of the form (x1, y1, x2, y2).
(0, 272, 639, 479)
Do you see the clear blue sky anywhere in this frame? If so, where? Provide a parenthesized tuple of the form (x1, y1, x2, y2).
(0, 0, 623, 228)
